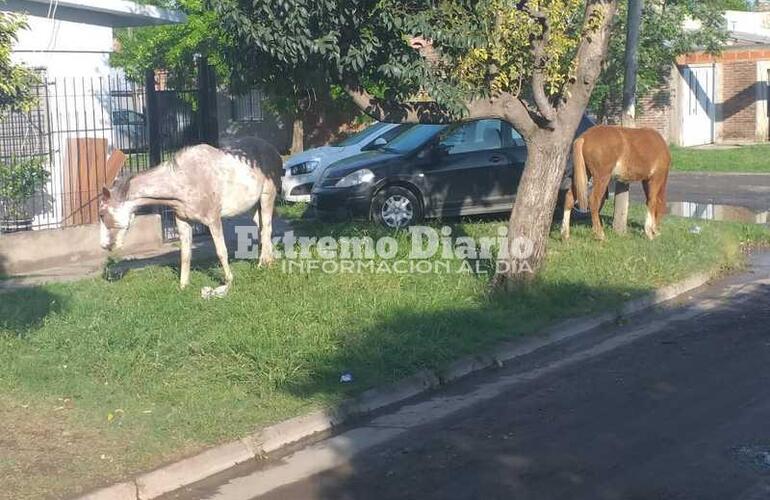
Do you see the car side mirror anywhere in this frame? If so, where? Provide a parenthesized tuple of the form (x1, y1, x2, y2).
(434, 143, 451, 157)
(362, 137, 388, 152)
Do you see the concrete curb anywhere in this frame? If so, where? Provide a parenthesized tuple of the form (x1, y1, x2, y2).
(77, 270, 715, 500)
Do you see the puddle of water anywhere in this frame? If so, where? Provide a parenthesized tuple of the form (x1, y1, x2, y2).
(668, 201, 769, 225)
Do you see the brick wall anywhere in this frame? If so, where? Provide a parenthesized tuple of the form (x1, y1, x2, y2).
(720, 60, 758, 141)
(636, 81, 674, 141)
(601, 71, 675, 142)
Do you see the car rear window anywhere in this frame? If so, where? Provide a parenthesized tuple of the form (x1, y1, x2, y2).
(333, 122, 391, 147)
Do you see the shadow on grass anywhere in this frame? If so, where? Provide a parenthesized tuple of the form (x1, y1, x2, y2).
(0, 252, 64, 335)
(103, 236, 228, 285)
(0, 286, 65, 337)
(274, 281, 770, 500)
(234, 278, 649, 499)
(278, 280, 639, 402)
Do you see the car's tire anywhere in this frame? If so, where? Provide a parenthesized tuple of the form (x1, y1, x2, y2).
(372, 186, 423, 229)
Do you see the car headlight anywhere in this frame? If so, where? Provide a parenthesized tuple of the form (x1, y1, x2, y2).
(336, 169, 375, 188)
(290, 160, 320, 176)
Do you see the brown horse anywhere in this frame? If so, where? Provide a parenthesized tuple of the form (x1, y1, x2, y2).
(561, 125, 671, 241)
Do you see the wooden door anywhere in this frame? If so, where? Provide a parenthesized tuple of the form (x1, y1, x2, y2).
(63, 138, 108, 226)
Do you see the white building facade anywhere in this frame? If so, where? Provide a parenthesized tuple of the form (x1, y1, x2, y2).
(0, 0, 184, 230)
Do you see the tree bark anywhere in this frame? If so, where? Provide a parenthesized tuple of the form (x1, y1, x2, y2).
(493, 132, 572, 288)
(490, 0, 618, 288)
(614, 0, 643, 234)
(290, 117, 304, 155)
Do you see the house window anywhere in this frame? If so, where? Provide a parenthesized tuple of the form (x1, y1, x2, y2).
(232, 88, 263, 122)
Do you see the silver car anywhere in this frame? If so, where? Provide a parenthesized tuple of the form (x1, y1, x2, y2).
(282, 122, 409, 202)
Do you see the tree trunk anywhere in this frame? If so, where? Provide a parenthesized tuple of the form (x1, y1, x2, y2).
(614, 0, 643, 234)
(493, 133, 572, 288)
(290, 117, 304, 155)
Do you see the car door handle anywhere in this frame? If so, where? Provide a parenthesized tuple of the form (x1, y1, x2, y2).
(489, 155, 505, 163)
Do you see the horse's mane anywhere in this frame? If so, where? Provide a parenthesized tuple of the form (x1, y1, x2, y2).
(111, 174, 133, 201)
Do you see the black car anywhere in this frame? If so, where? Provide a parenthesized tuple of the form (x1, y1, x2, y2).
(311, 117, 594, 228)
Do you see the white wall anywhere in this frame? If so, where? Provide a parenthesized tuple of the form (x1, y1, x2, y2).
(725, 10, 770, 38)
(0, 12, 118, 228)
(7, 12, 113, 77)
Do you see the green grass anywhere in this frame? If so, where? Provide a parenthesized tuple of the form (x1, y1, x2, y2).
(671, 143, 770, 173)
(1, 206, 768, 499)
(275, 199, 311, 221)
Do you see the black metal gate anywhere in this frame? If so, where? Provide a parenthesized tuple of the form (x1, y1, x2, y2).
(0, 59, 219, 238)
(146, 58, 219, 241)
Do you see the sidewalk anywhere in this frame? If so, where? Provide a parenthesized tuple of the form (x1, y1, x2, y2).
(0, 214, 292, 293)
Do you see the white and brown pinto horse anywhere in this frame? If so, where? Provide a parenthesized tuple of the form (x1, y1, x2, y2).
(561, 125, 671, 241)
(99, 137, 282, 298)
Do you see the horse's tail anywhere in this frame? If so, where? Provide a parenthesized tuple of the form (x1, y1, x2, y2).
(572, 137, 589, 210)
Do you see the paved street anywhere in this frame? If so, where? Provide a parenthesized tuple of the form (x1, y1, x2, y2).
(169, 253, 770, 500)
(632, 171, 770, 211)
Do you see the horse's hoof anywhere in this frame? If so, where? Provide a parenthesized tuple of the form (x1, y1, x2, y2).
(258, 257, 275, 268)
(201, 285, 230, 299)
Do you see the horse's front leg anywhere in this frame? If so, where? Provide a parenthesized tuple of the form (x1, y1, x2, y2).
(176, 216, 193, 289)
(201, 218, 233, 299)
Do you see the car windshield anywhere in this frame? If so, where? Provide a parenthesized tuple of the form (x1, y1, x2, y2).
(380, 124, 446, 154)
(332, 122, 391, 147)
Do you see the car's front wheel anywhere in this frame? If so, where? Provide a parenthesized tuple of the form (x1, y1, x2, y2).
(372, 186, 423, 229)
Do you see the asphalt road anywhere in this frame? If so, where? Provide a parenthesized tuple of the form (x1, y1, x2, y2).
(171, 253, 770, 500)
(631, 171, 770, 211)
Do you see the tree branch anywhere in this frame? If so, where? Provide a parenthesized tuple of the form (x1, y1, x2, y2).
(344, 84, 454, 123)
(526, 8, 558, 122)
(344, 84, 538, 137)
(561, 0, 618, 122)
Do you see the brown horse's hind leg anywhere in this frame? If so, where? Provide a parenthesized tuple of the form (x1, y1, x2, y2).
(590, 175, 611, 241)
(643, 172, 667, 240)
(257, 182, 277, 267)
(642, 180, 653, 239)
(561, 189, 575, 240)
(652, 169, 669, 237)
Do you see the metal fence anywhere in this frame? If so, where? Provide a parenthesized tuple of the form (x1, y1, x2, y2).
(0, 75, 151, 232)
(0, 66, 218, 238)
